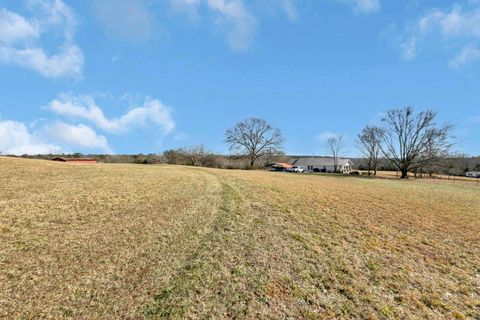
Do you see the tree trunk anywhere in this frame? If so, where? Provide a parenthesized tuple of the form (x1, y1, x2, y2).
(401, 167, 409, 179)
(250, 157, 255, 167)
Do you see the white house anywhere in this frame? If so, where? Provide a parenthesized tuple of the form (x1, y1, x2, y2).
(292, 157, 353, 174)
(466, 171, 480, 178)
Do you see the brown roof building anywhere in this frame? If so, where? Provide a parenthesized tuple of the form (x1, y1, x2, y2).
(51, 157, 98, 164)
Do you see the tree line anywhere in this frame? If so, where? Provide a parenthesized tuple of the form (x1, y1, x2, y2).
(162, 106, 456, 179)
(357, 107, 452, 178)
(7, 106, 475, 178)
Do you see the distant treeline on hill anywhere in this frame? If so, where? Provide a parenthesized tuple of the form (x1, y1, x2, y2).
(7, 151, 289, 170)
(6, 152, 480, 176)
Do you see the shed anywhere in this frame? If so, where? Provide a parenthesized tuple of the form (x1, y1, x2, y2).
(51, 157, 98, 164)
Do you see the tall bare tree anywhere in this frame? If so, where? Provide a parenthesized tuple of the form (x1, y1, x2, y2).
(357, 126, 382, 176)
(181, 145, 208, 166)
(379, 107, 452, 179)
(225, 118, 283, 167)
(326, 134, 344, 172)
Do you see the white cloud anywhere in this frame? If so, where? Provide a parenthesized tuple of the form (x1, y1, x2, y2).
(400, 36, 417, 60)
(0, 0, 83, 78)
(281, 0, 299, 22)
(170, 0, 383, 50)
(0, 120, 61, 155)
(0, 119, 113, 155)
(335, 0, 380, 14)
(170, 0, 256, 50)
(47, 94, 176, 134)
(93, 0, 155, 40)
(206, 0, 256, 50)
(351, 0, 381, 14)
(401, 4, 480, 66)
(0, 45, 83, 78)
(0, 8, 39, 44)
(416, 5, 480, 38)
(449, 45, 480, 68)
(44, 122, 111, 152)
(29, 0, 77, 40)
(170, 0, 202, 21)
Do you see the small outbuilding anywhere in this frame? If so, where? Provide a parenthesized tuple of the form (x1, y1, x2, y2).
(267, 162, 294, 172)
(466, 171, 480, 178)
(51, 157, 98, 164)
(292, 157, 353, 174)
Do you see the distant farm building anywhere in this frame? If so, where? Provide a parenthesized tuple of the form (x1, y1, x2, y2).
(51, 157, 98, 164)
(267, 162, 294, 172)
(292, 157, 353, 174)
(466, 171, 480, 178)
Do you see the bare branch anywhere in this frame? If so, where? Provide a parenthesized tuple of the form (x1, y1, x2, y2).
(378, 107, 453, 178)
(326, 134, 344, 172)
(225, 118, 284, 167)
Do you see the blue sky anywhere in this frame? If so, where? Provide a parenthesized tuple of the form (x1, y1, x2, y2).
(0, 0, 479, 156)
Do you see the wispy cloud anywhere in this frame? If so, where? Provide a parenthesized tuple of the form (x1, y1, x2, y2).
(170, 0, 202, 21)
(400, 4, 480, 67)
(0, 8, 39, 44)
(47, 94, 176, 134)
(281, 0, 299, 22)
(449, 44, 480, 68)
(400, 36, 416, 60)
(0, 0, 83, 78)
(335, 0, 381, 14)
(351, 0, 381, 14)
(170, 0, 256, 50)
(206, 0, 257, 50)
(170, 0, 381, 50)
(93, 0, 155, 40)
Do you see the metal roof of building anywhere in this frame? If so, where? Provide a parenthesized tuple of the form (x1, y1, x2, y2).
(292, 157, 353, 167)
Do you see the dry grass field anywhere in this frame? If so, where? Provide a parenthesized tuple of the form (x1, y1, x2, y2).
(1, 157, 479, 319)
(360, 170, 480, 185)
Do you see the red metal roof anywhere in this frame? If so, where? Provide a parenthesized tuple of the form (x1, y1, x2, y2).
(272, 162, 293, 168)
(51, 157, 98, 163)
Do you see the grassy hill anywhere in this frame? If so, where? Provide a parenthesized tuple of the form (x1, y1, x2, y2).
(0, 157, 479, 319)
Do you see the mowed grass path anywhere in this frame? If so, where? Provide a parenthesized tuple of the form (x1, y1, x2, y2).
(0, 157, 479, 319)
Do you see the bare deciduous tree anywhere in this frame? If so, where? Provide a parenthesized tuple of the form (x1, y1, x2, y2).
(413, 134, 452, 177)
(357, 126, 382, 176)
(225, 118, 283, 167)
(326, 134, 344, 173)
(379, 107, 452, 179)
(181, 145, 208, 166)
(163, 149, 184, 165)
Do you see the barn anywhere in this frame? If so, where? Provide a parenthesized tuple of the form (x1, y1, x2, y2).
(51, 157, 98, 164)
